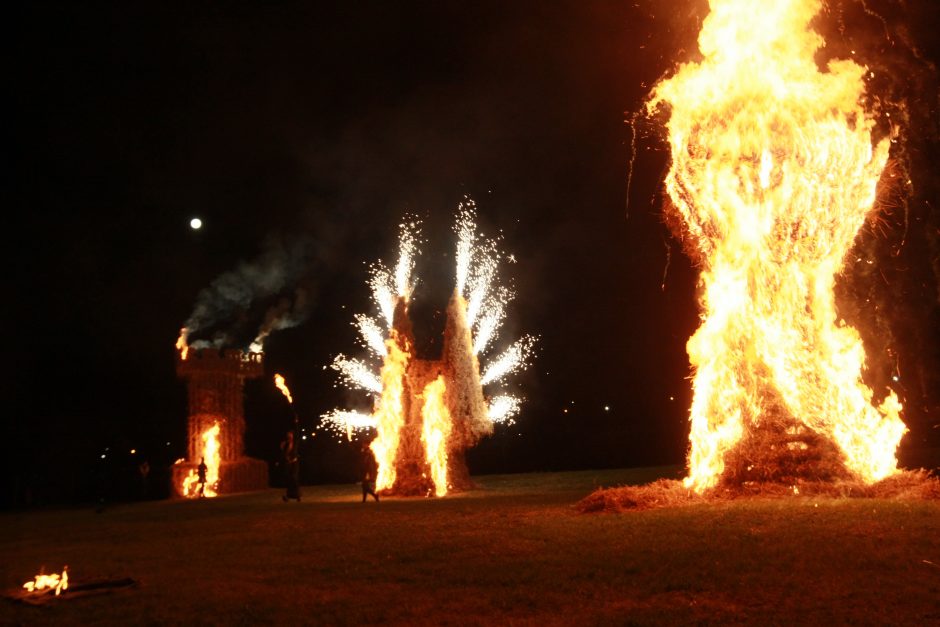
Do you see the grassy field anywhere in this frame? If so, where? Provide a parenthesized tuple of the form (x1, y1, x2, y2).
(3, 466, 939, 625)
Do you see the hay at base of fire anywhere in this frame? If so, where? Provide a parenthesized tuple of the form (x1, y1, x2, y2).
(578, 469, 940, 513)
(577, 479, 698, 513)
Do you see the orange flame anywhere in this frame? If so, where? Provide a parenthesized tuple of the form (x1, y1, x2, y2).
(176, 327, 189, 361)
(181, 422, 222, 498)
(421, 375, 452, 497)
(273, 373, 293, 404)
(23, 567, 68, 596)
(369, 332, 409, 491)
(650, 0, 906, 492)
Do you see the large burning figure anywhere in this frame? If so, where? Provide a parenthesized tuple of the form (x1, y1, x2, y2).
(650, 0, 907, 493)
(324, 202, 534, 496)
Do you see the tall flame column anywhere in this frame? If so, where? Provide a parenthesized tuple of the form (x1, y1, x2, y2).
(649, 0, 906, 492)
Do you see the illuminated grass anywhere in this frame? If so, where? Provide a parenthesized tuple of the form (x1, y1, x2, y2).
(2, 467, 938, 624)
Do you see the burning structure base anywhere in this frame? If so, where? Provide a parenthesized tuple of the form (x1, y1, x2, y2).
(578, 469, 940, 513)
(171, 458, 270, 498)
(173, 348, 269, 497)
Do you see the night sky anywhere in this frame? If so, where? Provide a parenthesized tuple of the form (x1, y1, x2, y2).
(8, 1, 940, 506)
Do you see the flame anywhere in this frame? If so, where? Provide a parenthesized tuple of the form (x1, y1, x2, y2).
(176, 327, 189, 360)
(649, 0, 906, 492)
(369, 332, 410, 491)
(23, 567, 68, 596)
(420, 376, 452, 496)
(182, 422, 222, 498)
(274, 373, 293, 404)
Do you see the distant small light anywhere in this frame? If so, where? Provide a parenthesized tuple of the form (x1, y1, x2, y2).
(604, 405, 610, 412)
(130, 449, 136, 455)
(190, 217, 203, 230)
(166, 441, 171, 446)
(100, 454, 106, 459)
(302, 435, 307, 440)
(669, 396, 675, 401)
(892, 375, 899, 382)
(563, 408, 568, 414)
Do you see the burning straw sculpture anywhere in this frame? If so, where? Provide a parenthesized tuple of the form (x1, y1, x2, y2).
(323, 202, 534, 496)
(584, 0, 938, 510)
(172, 341, 269, 497)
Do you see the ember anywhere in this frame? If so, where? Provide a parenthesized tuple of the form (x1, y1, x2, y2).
(647, 0, 909, 493)
(323, 202, 534, 496)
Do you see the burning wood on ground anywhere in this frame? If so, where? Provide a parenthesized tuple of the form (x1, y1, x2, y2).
(7, 568, 138, 606)
(323, 203, 534, 497)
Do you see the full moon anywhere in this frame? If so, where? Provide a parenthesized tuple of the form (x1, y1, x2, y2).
(190, 218, 203, 230)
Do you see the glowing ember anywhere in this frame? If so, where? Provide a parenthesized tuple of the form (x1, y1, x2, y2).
(323, 201, 534, 495)
(420, 376, 451, 497)
(649, 0, 906, 493)
(22, 568, 68, 596)
(181, 423, 221, 498)
(176, 327, 189, 360)
(273, 373, 293, 404)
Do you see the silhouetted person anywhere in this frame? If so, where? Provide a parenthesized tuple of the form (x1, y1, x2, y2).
(281, 431, 301, 502)
(361, 443, 379, 503)
(138, 460, 150, 500)
(197, 457, 208, 498)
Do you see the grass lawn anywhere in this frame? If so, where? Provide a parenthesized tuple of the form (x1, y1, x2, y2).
(3, 466, 939, 625)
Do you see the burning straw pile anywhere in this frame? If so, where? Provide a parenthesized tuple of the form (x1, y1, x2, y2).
(578, 471, 940, 514)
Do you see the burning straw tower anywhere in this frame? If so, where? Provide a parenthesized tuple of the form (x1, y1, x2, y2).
(323, 203, 534, 496)
(650, 0, 910, 494)
(172, 341, 269, 497)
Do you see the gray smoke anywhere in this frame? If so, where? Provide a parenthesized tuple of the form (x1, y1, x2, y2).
(185, 234, 316, 349)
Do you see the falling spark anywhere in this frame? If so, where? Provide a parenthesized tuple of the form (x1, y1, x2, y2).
(487, 395, 522, 424)
(464, 240, 498, 328)
(454, 200, 476, 297)
(480, 335, 537, 386)
(472, 287, 508, 355)
(649, 0, 906, 492)
(274, 373, 293, 404)
(370, 221, 420, 328)
(355, 314, 388, 357)
(320, 409, 377, 433)
(331, 354, 382, 394)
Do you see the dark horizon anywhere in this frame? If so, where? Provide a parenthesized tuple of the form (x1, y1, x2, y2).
(7, 1, 940, 507)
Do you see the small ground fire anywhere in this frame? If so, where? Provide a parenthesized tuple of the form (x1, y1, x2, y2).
(323, 201, 535, 496)
(22, 568, 68, 596)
